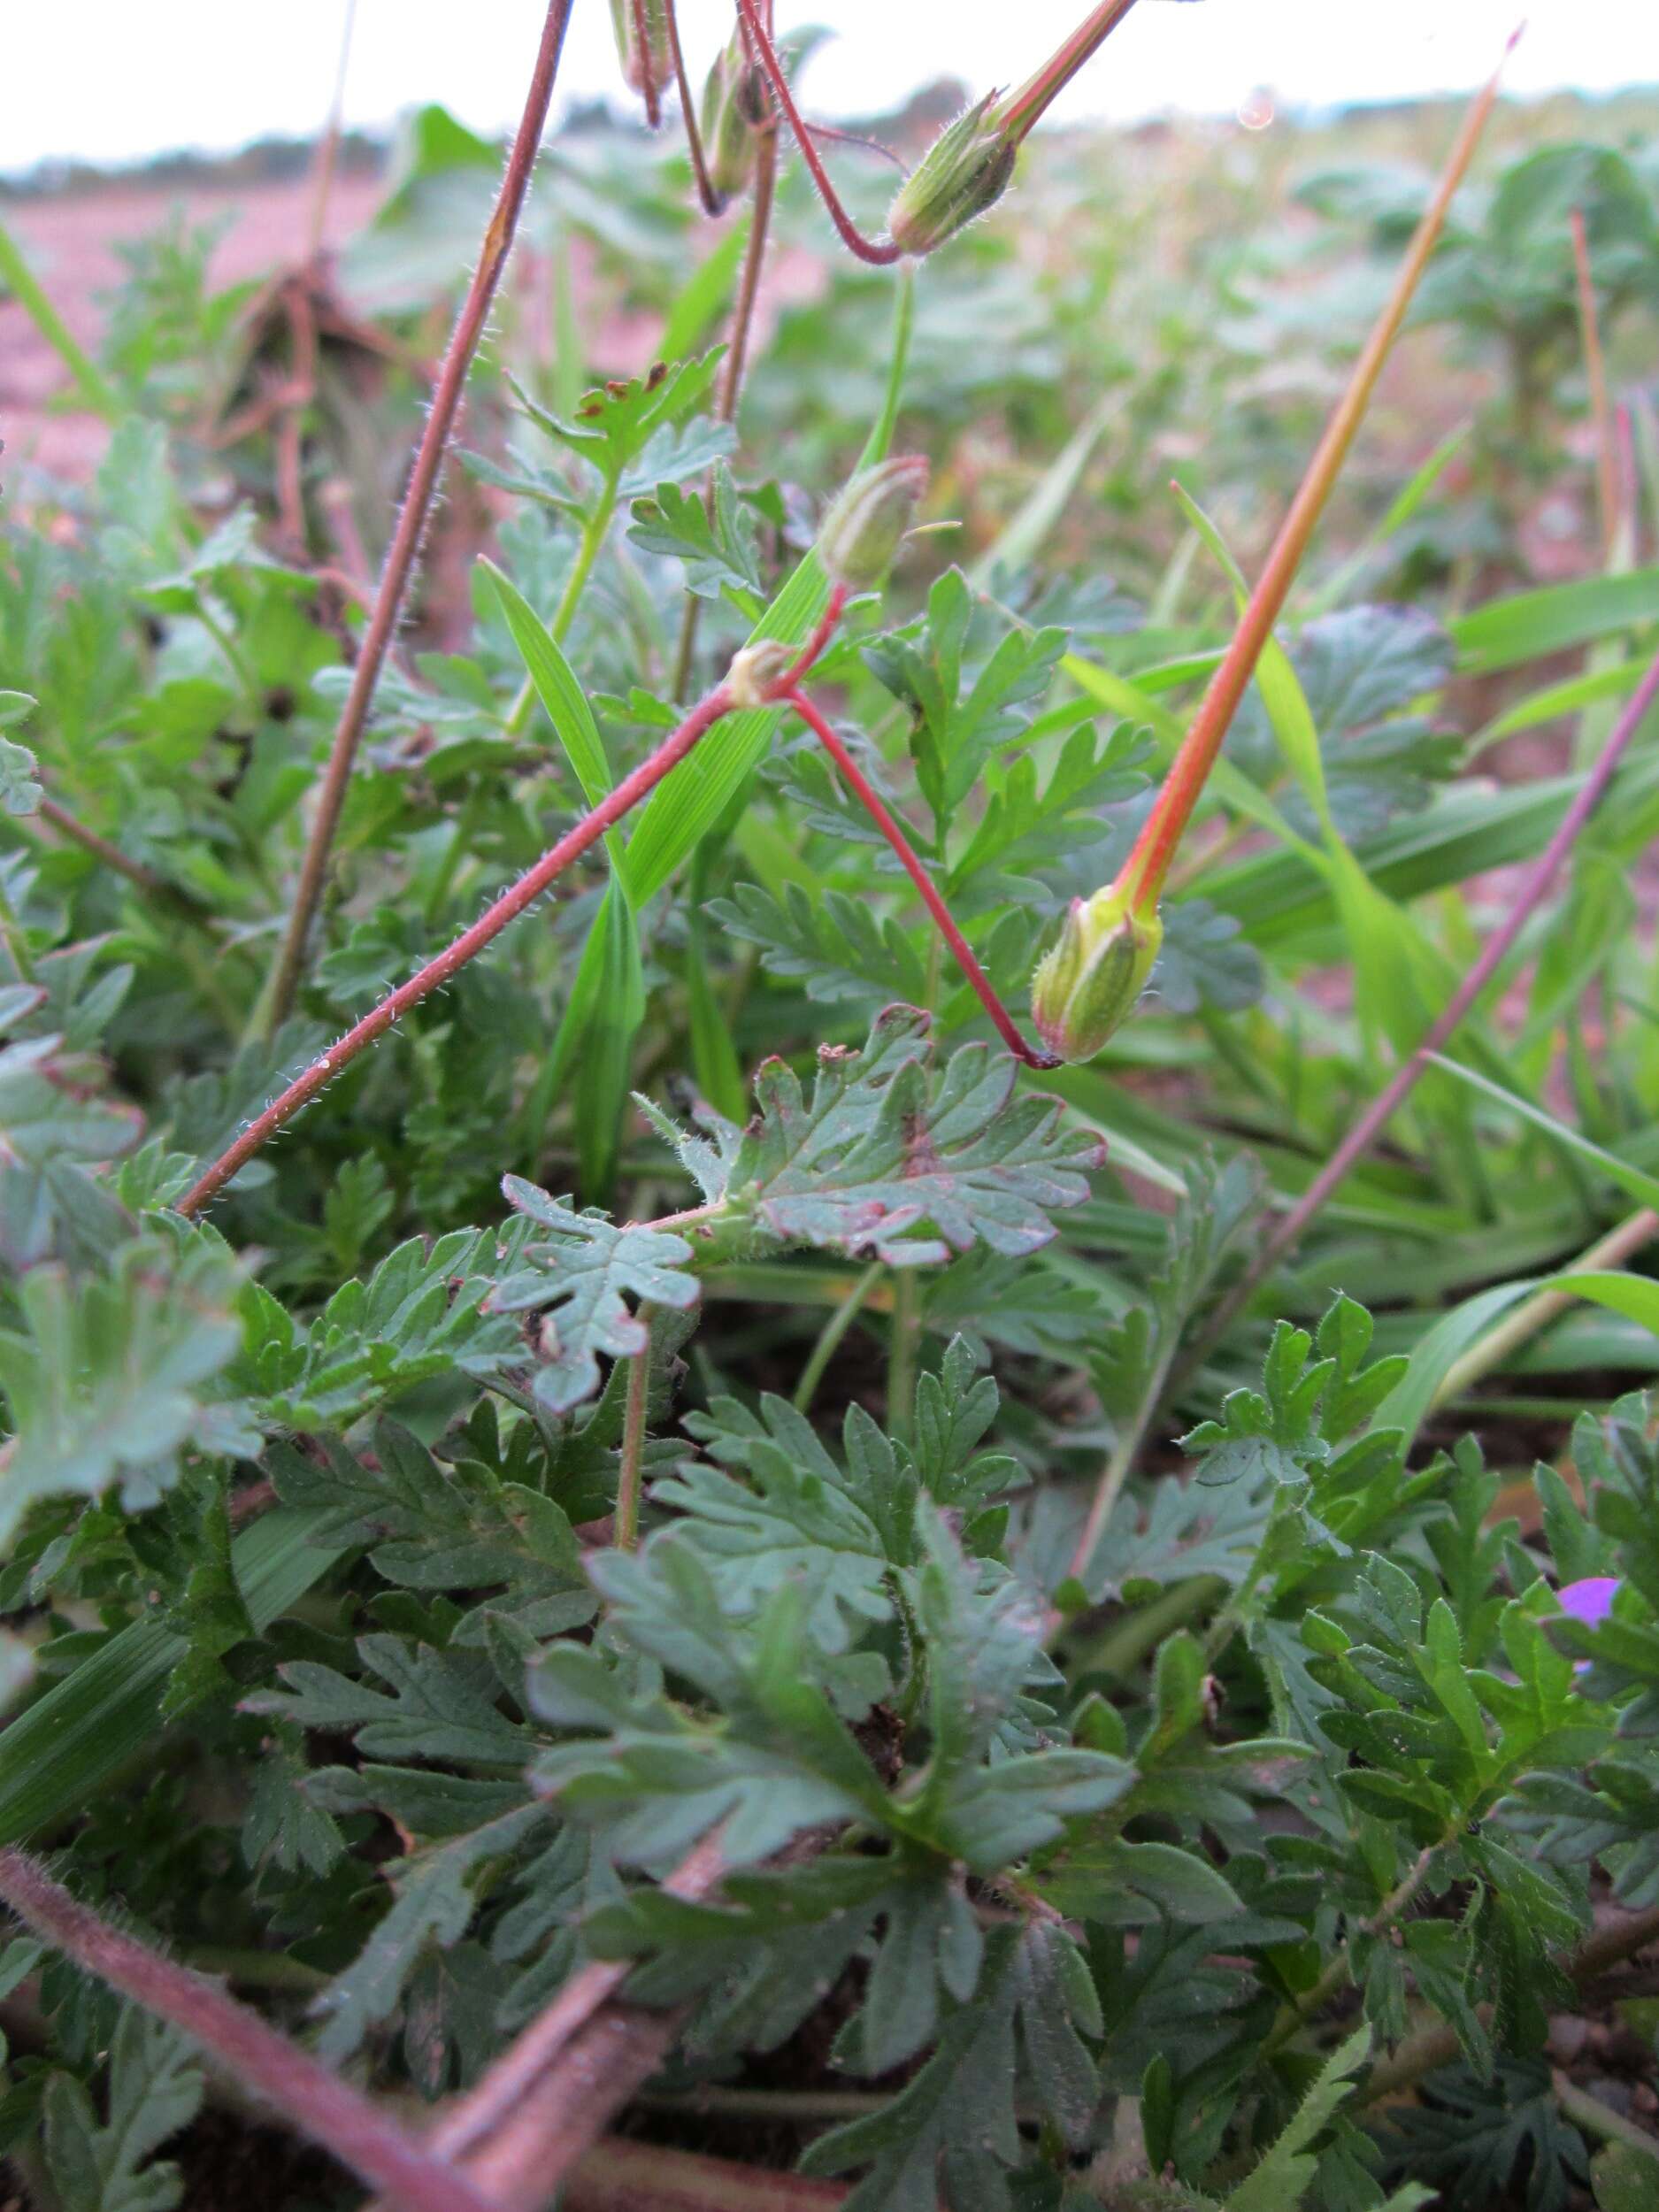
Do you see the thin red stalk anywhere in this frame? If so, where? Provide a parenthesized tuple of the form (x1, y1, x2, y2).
(0, 1848, 494, 2212)
(178, 681, 735, 1217)
(631, 0, 664, 128)
(1571, 206, 1620, 559)
(717, 122, 779, 419)
(303, 0, 358, 265)
(180, 590, 853, 1217)
(1212, 644, 1659, 1336)
(36, 795, 173, 902)
(785, 687, 1059, 1069)
(265, 0, 574, 1028)
(664, 0, 721, 212)
(999, 0, 1142, 140)
(733, 0, 902, 265)
(1112, 46, 1512, 920)
(425, 1835, 726, 2201)
(566, 2136, 849, 2212)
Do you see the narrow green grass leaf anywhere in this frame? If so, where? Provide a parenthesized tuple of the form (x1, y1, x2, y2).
(661, 217, 750, 362)
(968, 393, 1118, 588)
(1473, 657, 1650, 753)
(1450, 566, 1659, 675)
(1425, 1055, 1659, 1212)
(0, 1510, 345, 1844)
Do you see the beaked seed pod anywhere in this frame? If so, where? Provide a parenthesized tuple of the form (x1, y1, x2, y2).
(1030, 887, 1163, 1064)
(700, 25, 770, 201)
(818, 457, 930, 589)
(887, 95, 1018, 258)
(609, 0, 672, 98)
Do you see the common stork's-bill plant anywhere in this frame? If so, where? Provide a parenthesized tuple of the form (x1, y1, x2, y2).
(3, 8, 1659, 2212)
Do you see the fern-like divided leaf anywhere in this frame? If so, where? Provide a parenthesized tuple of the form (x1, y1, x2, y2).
(494, 1008, 1103, 1413)
(726, 1003, 1106, 1265)
(0, 1235, 257, 1548)
(488, 1182, 703, 1414)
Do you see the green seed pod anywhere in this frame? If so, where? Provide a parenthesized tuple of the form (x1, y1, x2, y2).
(700, 26, 770, 202)
(887, 94, 1018, 258)
(609, 0, 672, 98)
(818, 457, 930, 589)
(1030, 886, 1163, 1064)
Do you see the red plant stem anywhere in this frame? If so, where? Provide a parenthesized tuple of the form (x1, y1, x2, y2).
(565, 2136, 849, 2212)
(0, 1847, 495, 2212)
(425, 1835, 726, 2201)
(1213, 644, 1659, 1335)
(178, 588, 855, 1217)
(785, 687, 1060, 1069)
(717, 122, 779, 418)
(178, 681, 735, 1217)
(733, 0, 902, 265)
(999, 0, 1143, 140)
(631, 0, 663, 128)
(1571, 206, 1620, 559)
(1111, 46, 1512, 921)
(664, 0, 721, 212)
(265, 0, 575, 1029)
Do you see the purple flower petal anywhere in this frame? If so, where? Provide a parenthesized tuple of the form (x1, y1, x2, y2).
(1557, 1576, 1620, 1627)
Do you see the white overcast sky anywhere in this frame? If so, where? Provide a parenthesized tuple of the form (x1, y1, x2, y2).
(3, 4, 1654, 176)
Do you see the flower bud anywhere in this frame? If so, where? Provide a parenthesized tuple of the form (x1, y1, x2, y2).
(818, 457, 930, 589)
(725, 638, 799, 710)
(700, 25, 770, 202)
(609, 0, 672, 98)
(887, 95, 1018, 258)
(1030, 887, 1162, 1064)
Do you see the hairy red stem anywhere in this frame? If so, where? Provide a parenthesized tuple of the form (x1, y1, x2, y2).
(0, 1847, 494, 2212)
(785, 687, 1059, 1069)
(733, 0, 902, 265)
(631, 0, 664, 128)
(664, 0, 722, 212)
(179, 588, 854, 1217)
(180, 681, 735, 1217)
(1111, 48, 1510, 920)
(1213, 644, 1659, 1335)
(999, 0, 1143, 139)
(566, 2136, 849, 2212)
(423, 1835, 726, 2208)
(265, 0, 574, 1027)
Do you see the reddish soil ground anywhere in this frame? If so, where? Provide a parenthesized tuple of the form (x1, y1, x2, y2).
(2, 171, 387, 481)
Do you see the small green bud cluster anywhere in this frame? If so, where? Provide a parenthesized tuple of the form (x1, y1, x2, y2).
(886, 94, 1018, 257)
(818, 457, 930, 588)
(1030, 885, 1163, 1064)
(700, 24, 772, 202)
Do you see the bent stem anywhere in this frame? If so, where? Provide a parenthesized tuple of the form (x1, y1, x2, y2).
(177, 603, 850, 1217)
(733, 0, 902, 265)
(784, 686, 1059, 1068)
(1110, 46, 1511, 924)
(0, 1848, 492, 2212)
(264, 0, 575, 1031)
(1203, 645, 1659, 1347)
(179, 680, 733, 1217)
